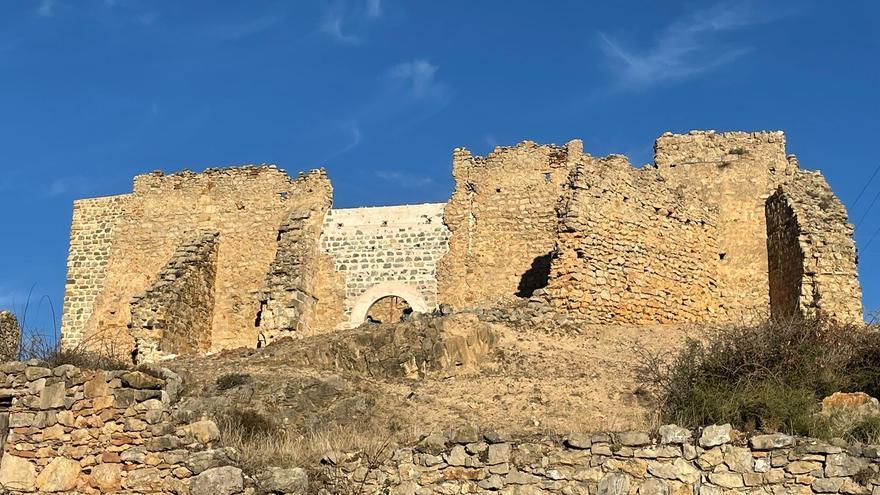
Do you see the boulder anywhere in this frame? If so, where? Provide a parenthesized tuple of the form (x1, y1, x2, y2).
(699, 424, 732, 448)
(257, 467, 308, 494)
(91, 463, 123, 492)
(191, 466, 243, 495)
(598, 472, 631, 495)
(0, 454, 37, 491)
(565, 432, 592, 449)
(617, 431, 652, 446)
(749, 433, 793, 450)
(35, 457, 81, 493)
(640, 478, 669, 495)
(658, 425, 691, 444)
(121, 371, 166, 390)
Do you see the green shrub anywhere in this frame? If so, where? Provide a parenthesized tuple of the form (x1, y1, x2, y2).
(641, 316, 880, 438)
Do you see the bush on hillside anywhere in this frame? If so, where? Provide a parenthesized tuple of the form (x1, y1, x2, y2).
(641, 316, 880, 441)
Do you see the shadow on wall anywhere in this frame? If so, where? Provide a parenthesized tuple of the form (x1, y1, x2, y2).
(517, 253, 552, 298)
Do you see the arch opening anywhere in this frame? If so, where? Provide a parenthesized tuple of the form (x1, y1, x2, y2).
(365, 296, 413, 324)
(348, 282, 430, 329)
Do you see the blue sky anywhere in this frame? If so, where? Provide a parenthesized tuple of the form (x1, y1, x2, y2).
(1, 0, 878, 332)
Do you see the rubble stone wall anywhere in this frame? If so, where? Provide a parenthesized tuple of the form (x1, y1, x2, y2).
(333, 424, 880, 495)
(0, 362, 216, 495)
(0, 312, 19, 362)
(438, 140, 582, 309)
(546, 156, 722, 324)
(321, 203, 449, 328)
(129, 231, 220, 363)
(654, 131, 799, 319)
(60, 194, 131, 350)
(766, 171, 863, 323)
(255, 171, 340, 345)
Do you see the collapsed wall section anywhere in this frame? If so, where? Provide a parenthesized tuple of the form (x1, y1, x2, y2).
(0, 311, 19, 362)
(60, 195, 131, 350)
(78, 166, 297, 355)
(438, 140, 581, 309)
(256, 171, 339, 343)
(321, 203, 449, 328)
(547, 156, 721, 324)
(654, 131, 798, 319)
(129, 231, 219, 363)
(766, 171, 863, 323)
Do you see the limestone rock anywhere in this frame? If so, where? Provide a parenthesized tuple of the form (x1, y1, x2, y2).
(565, 432, 592, 449)
(640, 478, 669, 495)
(0, 454, 37, 491)
(91, 463, 123, 492)
(36, 457, 81, 493)
(826, 453, 869, 477)
(618, 431, 652, 446)
(658, 425, 691, 445)
(699, 424, 732, 448)
(185, 448, 238, 474)
(598, 472, 631, 495)
(257, 467, 308, 494)
(750, 433, 793, 450)
(121, 370, 166, 390)
(191, 466, 243, 495)
(708, 471, 744, 489)
(417, 434, 448, 455)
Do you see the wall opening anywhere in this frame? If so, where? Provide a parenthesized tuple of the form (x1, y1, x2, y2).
(517, 252, 552, 297)
(365, 296, 413, 324)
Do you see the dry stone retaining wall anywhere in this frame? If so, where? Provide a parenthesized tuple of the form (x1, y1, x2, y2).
(330, 424, 880, 495)
(766, 171, 863, 323)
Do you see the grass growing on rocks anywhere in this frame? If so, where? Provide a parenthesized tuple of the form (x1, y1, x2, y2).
(641, 316, 880, 441)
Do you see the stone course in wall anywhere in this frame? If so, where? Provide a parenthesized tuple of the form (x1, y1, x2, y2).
(321, 203, 450, 328)
(129, 230, 220, 364)
(327, 424, 880, 495)
(438, 140, 582, 309)
(0, 312, 20, 362)
(766, 170, 863, 323)
(546, 155, 722, 324)
(654, 131, 799, 319)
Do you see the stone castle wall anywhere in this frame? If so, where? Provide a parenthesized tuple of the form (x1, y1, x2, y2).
(58, 129, 864, 362)
(129, 231, 220, 363)
(321, 203, 450, 328)
(767, 171, 863, 323)
(654, 131, 798, 319)
(60, 195, 131, 350)
(437, 140, 581, 309)
(547, 155, 722, 324)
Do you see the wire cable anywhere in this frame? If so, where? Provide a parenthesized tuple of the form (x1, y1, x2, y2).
(857, 188, 880, 228)
(863, 223, 880, 252)
(852, 163, 880, 209)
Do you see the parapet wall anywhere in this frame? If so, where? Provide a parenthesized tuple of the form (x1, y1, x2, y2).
(438, 140, 581, 309)
(766, 171, 863, 323)
(547, 155, 722, 324)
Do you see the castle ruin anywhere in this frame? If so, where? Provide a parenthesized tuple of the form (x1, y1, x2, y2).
(59, 130, 864, 362)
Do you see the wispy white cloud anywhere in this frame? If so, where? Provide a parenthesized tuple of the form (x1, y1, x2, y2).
(388, 59, 449, 102)
(209, 11, 285, 40)
(366, 0, 382, 18)
(36, 0, 56, 17)
(375, 170, 433, 188)
(598, 2, 786, 90)
(42, 176, 109, 198)
(321, 0, 383, 44)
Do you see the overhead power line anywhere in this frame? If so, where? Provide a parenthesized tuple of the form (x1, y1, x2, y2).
(852, 163, 880, 209)
(856, 188, 880, 228)
(863, 223, 880, 252)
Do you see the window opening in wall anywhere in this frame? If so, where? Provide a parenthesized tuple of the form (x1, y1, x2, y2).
(496, 188, 502, 193)
(365, 296, 413, 324)
(544, 173, 552, 182)
(719, 252, 727, 261)
(279, 192, 288, 200)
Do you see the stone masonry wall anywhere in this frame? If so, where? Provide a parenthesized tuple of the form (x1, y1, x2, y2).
(331, 424, 880, 495)
(438, 140, 582, 309)
(766, 171, 863, 323)
(129, 231, 219, 364)
(0, 312, 20, 362)
(256, 170, 339, 345)
(654, 131, 798, 319)
(60, 195, 131, 350)
(321, 203, 450, 328)
(0, 361, 219, 494)
(70, 166, 300, 355)
(546, 155, 722, 324)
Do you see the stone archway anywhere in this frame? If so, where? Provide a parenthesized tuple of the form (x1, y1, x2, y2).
(348, 282, 429, 329)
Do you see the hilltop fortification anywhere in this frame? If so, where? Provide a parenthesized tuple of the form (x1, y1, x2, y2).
(59, 130, 863, 361)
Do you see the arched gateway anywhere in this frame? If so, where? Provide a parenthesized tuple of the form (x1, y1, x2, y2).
(348, 282, 429, 328)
